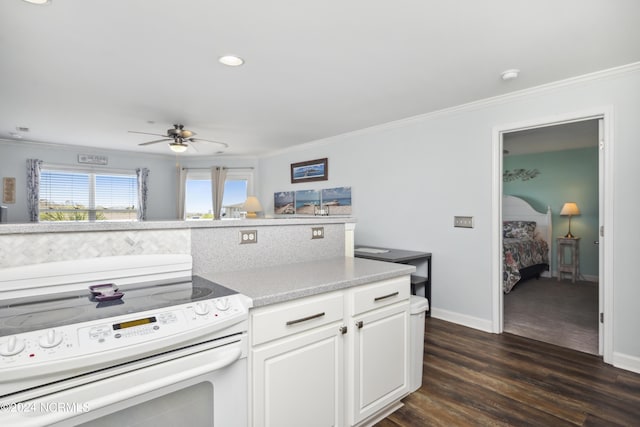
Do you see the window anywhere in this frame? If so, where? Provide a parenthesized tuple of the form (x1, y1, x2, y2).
(184, 169, 252, 220)
(40, 167, 138, 222)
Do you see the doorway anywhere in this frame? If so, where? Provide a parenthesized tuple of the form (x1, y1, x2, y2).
(491, 108, 614, 363)
(502, 120, 599, 354)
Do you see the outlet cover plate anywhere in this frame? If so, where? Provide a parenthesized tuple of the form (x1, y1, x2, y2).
(240, 230, 258, 244)
(312, 227, 324, 239)
(454, 216, 474, 228)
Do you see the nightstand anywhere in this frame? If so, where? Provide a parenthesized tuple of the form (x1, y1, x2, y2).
(556, 237, 580, 283)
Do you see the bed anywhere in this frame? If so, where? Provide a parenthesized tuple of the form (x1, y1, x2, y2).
(502, 195, 552, 293)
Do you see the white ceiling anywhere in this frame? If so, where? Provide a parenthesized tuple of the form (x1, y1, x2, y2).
(1, 0, 639, 157)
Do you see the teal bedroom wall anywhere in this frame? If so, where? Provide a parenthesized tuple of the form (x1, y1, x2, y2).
(503, 146, 599, 280)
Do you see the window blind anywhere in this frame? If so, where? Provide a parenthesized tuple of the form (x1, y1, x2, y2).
(40, 169, 137, 221)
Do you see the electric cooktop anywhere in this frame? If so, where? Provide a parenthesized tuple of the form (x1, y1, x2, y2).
(0, 276, 237, 337)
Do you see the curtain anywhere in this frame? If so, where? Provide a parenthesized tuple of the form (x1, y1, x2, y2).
(136, 167, 150, 221)
(26, 159, 43, 222)
(177, 167, 187, 220)
(211, 167, 227, 219)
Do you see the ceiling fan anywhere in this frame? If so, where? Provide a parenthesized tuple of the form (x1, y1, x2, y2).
(128, 124, 229, 153)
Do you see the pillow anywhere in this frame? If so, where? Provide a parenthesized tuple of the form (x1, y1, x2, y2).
(503, 221, 536, 239)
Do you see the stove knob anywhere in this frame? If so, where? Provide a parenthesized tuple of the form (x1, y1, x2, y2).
(0, 335, 26, 357)
(39, 329, 63, 349)
(215, 298, 230, 311)
(194, 302, 210, 316)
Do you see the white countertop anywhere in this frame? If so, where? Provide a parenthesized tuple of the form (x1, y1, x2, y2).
(199, 257, 415, 307)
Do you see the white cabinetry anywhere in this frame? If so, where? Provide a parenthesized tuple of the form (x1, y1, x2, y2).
(250, 275, 411, 427)
(251, 292, 345, 427)
(348, 277, 410, 425)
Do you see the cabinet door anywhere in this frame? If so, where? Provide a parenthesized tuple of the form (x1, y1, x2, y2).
(252, 323, 344, 427)
(349, 303, 409, 425)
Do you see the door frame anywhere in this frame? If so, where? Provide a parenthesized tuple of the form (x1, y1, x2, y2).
(491, 106, 614, 363)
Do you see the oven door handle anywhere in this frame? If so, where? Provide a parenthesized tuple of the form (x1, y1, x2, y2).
(7, 345, 242, 427)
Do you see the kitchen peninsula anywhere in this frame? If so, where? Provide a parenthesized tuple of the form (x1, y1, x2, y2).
(0, 217, 417, 426)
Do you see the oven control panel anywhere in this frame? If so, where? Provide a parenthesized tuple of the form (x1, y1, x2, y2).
(0, 295, 249, 369)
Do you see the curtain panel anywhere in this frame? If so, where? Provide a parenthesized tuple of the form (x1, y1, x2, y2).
(211, 167, 227, 220)
(26, 159, 43, 222)
(136, 167, 150, 221)
(177, 167, 187, 220)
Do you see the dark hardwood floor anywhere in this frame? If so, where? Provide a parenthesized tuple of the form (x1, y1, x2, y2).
(377, 318, 640, 427)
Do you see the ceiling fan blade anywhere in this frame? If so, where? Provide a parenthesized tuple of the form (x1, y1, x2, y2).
(138, 138, 172, 146)
(128, 130, 168, 137)
(189, 138, 229, 148)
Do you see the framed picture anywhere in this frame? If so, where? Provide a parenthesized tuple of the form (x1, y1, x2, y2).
(290, 158, 328, 183)
(321, 187, 352, 215)
(295, 190, 320, 215)
(274, 191, 295, 215)
(3, 177, 16, 204)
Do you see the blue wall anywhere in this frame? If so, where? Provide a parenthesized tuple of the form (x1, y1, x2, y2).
(504, 147, 599, 279)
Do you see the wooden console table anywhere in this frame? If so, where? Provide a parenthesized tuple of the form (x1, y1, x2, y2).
(556, 237, 580, 283)
(354, 246, 432, 316)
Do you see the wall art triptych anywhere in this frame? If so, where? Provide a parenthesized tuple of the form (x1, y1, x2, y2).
(274, 186, 352, 216)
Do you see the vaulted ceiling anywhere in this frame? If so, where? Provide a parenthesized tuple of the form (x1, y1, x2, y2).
(1, 0, 639, 157)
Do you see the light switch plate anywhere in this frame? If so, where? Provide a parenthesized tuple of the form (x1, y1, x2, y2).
(311, 227, 324, 239)
(454, 216, 474, 228)
(240, 230, 258, 244)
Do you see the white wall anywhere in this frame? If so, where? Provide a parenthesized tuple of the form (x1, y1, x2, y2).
(257, 64, 640, 369)
(0, 140, 178, 222)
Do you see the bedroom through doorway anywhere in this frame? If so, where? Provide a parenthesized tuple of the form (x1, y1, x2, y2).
(500, 119, 601, 355)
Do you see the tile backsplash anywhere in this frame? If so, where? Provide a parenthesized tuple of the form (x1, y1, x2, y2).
(0, 230, 191, 269)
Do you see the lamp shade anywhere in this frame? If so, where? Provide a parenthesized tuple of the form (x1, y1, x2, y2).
(243, 196, 263, 218)
(560, 202, 580, 216)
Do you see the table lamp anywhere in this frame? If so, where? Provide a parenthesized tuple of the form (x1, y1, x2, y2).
(243, 196, 263, 219)
(560, 202, 580, 238)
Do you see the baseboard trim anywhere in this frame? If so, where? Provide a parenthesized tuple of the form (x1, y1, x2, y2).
(550, 271, 599, 282)
(431, 308, 493, 333)
(612, 352, 640, 374)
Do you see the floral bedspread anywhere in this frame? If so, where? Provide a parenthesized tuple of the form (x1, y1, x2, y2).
(503, 237, 549, 293)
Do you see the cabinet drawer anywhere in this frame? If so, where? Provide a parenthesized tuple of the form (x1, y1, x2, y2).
(252, 292, 344, 346)
(350, 276, 410, 316)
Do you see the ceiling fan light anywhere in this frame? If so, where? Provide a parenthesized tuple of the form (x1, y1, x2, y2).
(169, 142, 188, 153)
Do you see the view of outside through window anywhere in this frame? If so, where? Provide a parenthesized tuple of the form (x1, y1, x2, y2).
(39, 170, 137, 221)
(185, 179, 248, 219)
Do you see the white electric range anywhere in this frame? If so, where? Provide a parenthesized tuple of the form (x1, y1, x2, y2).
(0, 254, 252, 427)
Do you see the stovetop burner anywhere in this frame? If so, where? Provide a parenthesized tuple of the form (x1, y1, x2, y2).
(0, 275, 236, 337)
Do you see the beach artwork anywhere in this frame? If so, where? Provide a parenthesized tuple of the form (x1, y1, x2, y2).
(291, 158, 328, 183)
(321, 187, 352, 215)
(274, 191, 295, 215)
(295, 189, 321, 215)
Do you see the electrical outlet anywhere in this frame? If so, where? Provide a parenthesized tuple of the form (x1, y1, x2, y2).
(311, 227, 324, 239)
(454, 216, 474, 228)
(240, 230, 258, 244)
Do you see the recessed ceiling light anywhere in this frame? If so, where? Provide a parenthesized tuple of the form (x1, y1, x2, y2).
(501, 69, 520, 81)
(219, 55, 244, 67)
(23, 0, 51, 4)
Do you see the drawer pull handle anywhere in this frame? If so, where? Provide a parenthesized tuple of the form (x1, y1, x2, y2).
(339, 325, 348, 334)
(356, 320, 364, 329)
(286, 312, 325, 326)
(374, 291, 399, 302)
